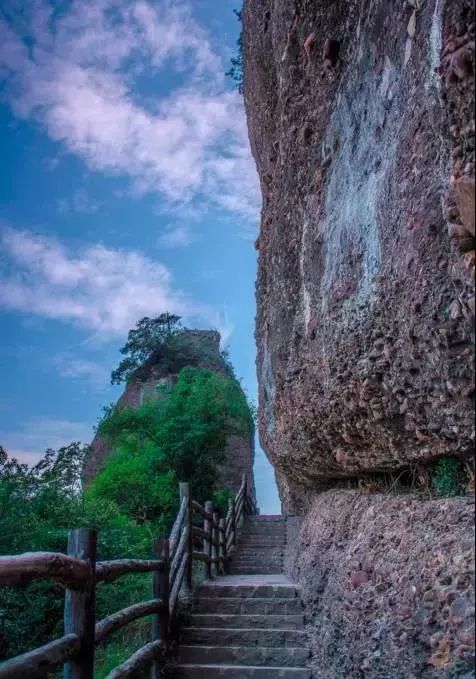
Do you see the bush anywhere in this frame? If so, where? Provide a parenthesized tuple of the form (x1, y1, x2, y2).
(432, 456, 465, 496)
(212, 488, 235, 516)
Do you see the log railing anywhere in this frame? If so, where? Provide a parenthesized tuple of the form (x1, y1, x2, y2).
(0, 474, 256, 678)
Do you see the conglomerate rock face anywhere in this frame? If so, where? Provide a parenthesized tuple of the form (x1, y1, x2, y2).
(243, 0, 475, 507)
(285, 491, 475, 678)
(83, 330, 256, 499)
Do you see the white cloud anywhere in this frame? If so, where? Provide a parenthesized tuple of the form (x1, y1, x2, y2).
(0, 417, 95, 465)
(57, 188, 100, 214)
(53, 354, 110, 387)
(0, 1, 260, 223)
(0, 226, 186, 335)
(158, 225, 195, 249)
(0, 225, 230, 339)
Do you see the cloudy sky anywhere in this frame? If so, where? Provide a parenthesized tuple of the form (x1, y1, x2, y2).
(0, 0, 279, 512)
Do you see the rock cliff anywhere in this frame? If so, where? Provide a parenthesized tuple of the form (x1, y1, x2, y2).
(244, 0, 474, 504)
(244, 0, 475, 675)
(285, 492, 475, 678)
(84, 330, 256, 499)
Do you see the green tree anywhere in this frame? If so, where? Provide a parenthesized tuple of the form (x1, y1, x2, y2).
(111, 313, 182, 384)
(95, 367, 253, 513)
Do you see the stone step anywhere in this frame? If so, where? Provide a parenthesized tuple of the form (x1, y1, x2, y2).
(237, 541, 286, 548)
(188, 614, 304, 630)
(241, 527, 286, 532)
(198, 584, 299, 600)
(242, 525, 286, 530)
(178, 646, 310, 667)
(173, 664, 311, 678)
(232, 558, 284, 564)
(181, 628, 306, 648)
(230, 564, 283, 572)
(235, 548, 285, 554)
(193, 597, 303, 615)
(229, 567, 284, 575)
(246, 515, 286, 520)
(238, 535, 286, 547)
(232, 555, 283, 561)
(232, 556, 283, 562)
(230, 564, 283, 571)
(238, 533, 286, 545)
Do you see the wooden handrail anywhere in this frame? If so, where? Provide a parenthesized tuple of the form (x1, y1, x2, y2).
(169, 552, 187, 614)
(0, 474, 257, 678)
(95, 599, 165, 645)
(191, 550, 210, 563)
(0, 634, 80, 679)
(104, 640, 165, 679)
(95, 558, 164, 583)
(191, 500, 214, 522)
(0, 552, 90, 588)
(192, 526, 220, 547)
(169, 496, 187, 555)
(169, 525, 188, 588)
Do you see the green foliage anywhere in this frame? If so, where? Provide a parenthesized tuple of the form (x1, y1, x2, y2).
(0, 443, 151, 661)
(111, 313, 182, 384)
(94, 635, 148, 679)
(432, 456, 465, 497)
(0, 442, 87, 554)
(0, 444, 87, 658)
(0, 362, 252, 669)
(212, 487, 235, 517)
(226, 8, 244, 94)
(96, 367, 253, 508)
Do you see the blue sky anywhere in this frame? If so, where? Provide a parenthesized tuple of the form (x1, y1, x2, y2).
(0, 0, 280, 512)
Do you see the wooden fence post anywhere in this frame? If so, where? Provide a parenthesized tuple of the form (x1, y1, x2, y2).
(212, 511, 220, 577)
(64, 528, 97, 679)
(204, 501, 213, 580)
(179, 482, 193, 590)
(219, 518, 226, 574)
(150, 539, 169, 679)
(229, 498, 236, 547)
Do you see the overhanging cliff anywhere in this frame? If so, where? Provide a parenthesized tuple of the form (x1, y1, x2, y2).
(244, 0, 474, 509)
(244, 1, 475, 675)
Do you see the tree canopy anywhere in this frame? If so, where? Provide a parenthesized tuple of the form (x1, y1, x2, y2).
(111, 313, 183, 384)
(94, 366, 253, 525)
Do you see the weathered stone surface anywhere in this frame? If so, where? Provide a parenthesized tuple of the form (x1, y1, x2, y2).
(83, 330, 255, 499)
(454, 177, 476, 236)
(243, 0, 475, 501)
(285, 491, 475, 678)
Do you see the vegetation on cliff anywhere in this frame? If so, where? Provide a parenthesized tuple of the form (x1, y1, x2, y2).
(91, 365, 253, 531)
(226, 7, 244, 94)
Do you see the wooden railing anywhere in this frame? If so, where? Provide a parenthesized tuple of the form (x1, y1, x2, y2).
(0, 474, 256, 678)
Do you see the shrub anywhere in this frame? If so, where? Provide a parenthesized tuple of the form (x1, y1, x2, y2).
(432, 456, 465, 496)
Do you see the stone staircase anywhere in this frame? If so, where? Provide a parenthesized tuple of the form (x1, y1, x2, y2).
(173, 516, 311, 678)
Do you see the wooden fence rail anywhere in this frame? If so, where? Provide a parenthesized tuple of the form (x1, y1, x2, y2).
(0, 474, 256, 678)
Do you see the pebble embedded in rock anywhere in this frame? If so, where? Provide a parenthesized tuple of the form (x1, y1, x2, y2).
(454, 177, 475, 236)
(407, 11, 417, 38)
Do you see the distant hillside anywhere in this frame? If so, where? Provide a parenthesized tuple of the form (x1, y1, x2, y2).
(84, 329, 256, 500)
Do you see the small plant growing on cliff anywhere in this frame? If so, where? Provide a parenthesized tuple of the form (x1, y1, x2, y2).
(226, 8, 244, 94)
(432, 456, 465, 496)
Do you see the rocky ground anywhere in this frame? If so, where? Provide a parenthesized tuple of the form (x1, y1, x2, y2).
(285, 491, 475, 678)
